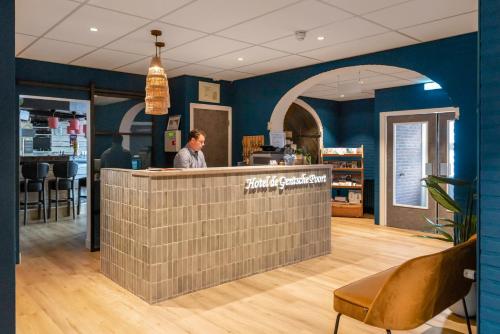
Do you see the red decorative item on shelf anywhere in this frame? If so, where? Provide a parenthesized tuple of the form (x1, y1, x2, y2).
(82, 124, 87, 137)
(69, 118, 80, 131)
(66, 126, 75, 135)
(48, 116, 59, 129)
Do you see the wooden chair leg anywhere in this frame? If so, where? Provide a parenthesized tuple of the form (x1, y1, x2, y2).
(386, 330, 392, 334)
(67, 189, 71, 216)
(333, 313, 342, 334)
(38, 191, 42, 219)
(462, 298, 472, 334)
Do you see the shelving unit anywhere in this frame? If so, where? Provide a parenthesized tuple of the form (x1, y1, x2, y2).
(322, 146, 364, 218)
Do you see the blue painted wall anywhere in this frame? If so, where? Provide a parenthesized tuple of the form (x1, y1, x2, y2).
(337, 99, 376, 179)
(298, 96, 339, 148)
(231, 34, 477, 191)
(0, 0, 15, 332)
(479, 0, 500, 332)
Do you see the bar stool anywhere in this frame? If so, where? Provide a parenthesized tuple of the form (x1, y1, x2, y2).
(77, 177, 87, 215)
(20, 163, 49, 225)
(48, 161, 78, 221)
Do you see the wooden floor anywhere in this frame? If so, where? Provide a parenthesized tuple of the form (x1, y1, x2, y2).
(16, 215, 476, 334)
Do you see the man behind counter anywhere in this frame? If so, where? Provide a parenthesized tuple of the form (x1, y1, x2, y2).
(173, 129, 207, 168)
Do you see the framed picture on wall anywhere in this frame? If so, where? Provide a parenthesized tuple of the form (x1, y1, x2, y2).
(199, 81, 220, 103)
(167, 115, 181, 130)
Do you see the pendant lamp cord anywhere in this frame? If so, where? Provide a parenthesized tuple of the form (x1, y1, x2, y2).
(155, 34, 158, 57)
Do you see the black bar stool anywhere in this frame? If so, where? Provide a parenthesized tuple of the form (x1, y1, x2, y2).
(48, 161, 78, 221)
(77, 177, 87, 215)
(20, 163, 49, 225)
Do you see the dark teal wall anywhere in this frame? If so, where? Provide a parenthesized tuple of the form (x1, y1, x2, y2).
(232, 34, 477, 225)
(479, 0, 500, 332)
(298, 96, 339, 148)
(0, 0, 15, 332)
(155, 75, 233, 167)
(337, 99, 376, 179)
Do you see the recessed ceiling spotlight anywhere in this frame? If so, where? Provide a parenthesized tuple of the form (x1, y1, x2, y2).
(317, 36, 325, 41)
(237, 57, 244, 61)
(340, 94, 345, 98)
(358, 80, 364, 84)
(90, 27, 98, 32)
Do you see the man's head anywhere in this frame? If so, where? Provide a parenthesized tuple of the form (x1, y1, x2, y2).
(112, 134, 123, 146)
(187, 129, 206, 152)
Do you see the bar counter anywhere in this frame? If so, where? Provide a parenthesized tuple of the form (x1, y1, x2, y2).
(100, 165, 332, 303)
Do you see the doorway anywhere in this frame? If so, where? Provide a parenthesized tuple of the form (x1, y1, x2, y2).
(284, 102, 321, 164)
(380, 108, 457, 231)
(190, 103, 232, 167)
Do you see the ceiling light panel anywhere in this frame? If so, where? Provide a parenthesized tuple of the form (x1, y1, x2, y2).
(72, 49, 145, 70)
(217, 0, 352, 44)
(46, 5, 149, 47)
(198, 46, 289, 69)
(88, 0, 191, 20)
(264, 17, 387, 53)
(115, 57, 188, 75)
(300, 32, 416, 62)
(321, 0, 409, 15)
(363, 0, 478, 30)
(15, 33, 37, 55)
(237, 55, 320, 75)
(162, 35, 251, 63)
(106, 22, 206, 56)
(160, 0, 294, 33)
(399, 12, 478, 42)
(15, 0, 80, 36)
(19, 38, 95, 64)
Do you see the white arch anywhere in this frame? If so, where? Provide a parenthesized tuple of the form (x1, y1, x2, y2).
(292, 98, 324, 150)
(269, 65, 414, 132)
(118, 102, 146, 150)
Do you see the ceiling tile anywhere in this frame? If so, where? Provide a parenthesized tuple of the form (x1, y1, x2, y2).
(15, 34, 37, 55)
(321, 0, 408, 15)
(106, 22, 206, 56)
(46, 5, 149, 47)
(162, 35, 251, 63)
(16, 0, 80, 36)
(19, 38, 96, 64)
(390, 70, 429, 80)
(198, 46, 289, 69)
(211, 70, 256, 81)
(359, 74, 403, 85)
(88, 0, 191, 19)
(362, 65, 409, 74)
(72, 49, 145, 70)
(167, 64, 225, 78)
(399, 12, 478, 42)
(160, 0, 296, 33)
(363, 0, 477, 30)
(303, 84, 338, 93)
(217, 0, 352, 44)
(375, 79, 414, 89)
(264, 17, 388, 53)
(115, 57, 188, 75)
(301, 32, 417, 62)
(237, 55, 320, 75)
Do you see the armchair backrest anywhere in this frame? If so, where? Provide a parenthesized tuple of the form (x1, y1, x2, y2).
(364, 238, 476, 330)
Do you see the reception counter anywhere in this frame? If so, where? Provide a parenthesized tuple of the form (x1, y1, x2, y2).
(100, 165, 332, 303)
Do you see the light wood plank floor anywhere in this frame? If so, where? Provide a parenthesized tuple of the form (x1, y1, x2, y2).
(16, 215, 476, 334)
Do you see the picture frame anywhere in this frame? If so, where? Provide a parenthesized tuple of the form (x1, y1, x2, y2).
(167, 115, 181, 130)
(198, 81, 220, 103)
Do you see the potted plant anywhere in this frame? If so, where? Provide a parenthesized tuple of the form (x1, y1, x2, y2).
(421, 175, 477, 317)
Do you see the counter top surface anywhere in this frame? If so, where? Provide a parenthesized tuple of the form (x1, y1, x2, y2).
(105, 164, 331, 177)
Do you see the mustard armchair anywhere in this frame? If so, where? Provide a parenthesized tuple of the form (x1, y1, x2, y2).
(333, 237, 476, 334)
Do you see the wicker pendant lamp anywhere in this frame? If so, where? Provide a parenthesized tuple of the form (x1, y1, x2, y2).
(145, 30, 170, 115)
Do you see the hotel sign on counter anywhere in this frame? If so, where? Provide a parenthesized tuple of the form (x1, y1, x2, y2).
(245, 173, 327, 191)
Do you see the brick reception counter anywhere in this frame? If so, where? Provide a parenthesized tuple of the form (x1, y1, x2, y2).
(100, 165, 332, 303)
